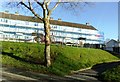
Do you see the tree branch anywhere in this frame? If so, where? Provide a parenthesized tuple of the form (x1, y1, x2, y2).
(34, 0, 43, 8)
(20, 1, 43, 20)
(51, 1, 60, 12)
(46, 0, 51, 6)
(48, 0, 61, 16)
(43, 0, 51, 10)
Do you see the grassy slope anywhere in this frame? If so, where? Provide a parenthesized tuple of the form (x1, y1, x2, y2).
(1, 41, 120, 76)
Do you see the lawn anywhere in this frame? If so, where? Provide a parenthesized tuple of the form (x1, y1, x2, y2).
(1, 41, 120, 76)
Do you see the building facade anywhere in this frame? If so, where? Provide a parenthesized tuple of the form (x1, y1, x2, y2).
(0, 12, 104, 45)
(105, 39, 120, 53)
(105, 39, 118, 51)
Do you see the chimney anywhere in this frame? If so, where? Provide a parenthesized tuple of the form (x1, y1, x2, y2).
(86, 23, 90, 26)
(4, 10, 9, 14)
(50, 17, 53, 20)
(15, 12, 19, 15)
(58, 18, 62, 21)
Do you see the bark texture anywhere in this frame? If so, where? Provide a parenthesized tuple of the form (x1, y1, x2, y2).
(43, 15, 51, 67)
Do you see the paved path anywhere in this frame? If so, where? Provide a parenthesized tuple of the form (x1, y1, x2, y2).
(1, 66, 81, 82)
(1, 65, 100, 82)
(66, 69, 101, 82)
(1, 60, 120, 82)
(67, 60, 120, 82)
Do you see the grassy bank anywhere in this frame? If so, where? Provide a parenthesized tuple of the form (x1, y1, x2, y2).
(100, 65, 120, 82)
(1, 41, 120, 76)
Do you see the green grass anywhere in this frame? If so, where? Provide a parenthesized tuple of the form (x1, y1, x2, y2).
(1, 41, 120, 76)
(100, 65, 120, 82)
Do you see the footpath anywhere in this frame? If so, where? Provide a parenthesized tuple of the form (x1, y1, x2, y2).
(1, 65, 100, 82)
(1, 65, 82, 82)
(1, 60, 120, 82)
(67, 60, 120, 82)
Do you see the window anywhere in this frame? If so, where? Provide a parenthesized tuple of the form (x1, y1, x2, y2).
(5, 20, 8, 23)
(34, 23, 38, 26)
(25, 22, 29, 25)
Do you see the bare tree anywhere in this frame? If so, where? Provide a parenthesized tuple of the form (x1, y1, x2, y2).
(5, 0, 90, 67)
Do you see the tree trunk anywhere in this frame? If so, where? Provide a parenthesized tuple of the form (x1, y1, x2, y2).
(43, 9, 51, 67)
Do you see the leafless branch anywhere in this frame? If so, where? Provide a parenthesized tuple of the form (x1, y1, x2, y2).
(20, 1, 43, 20)
(34, 0, 43, 8)
(46, 0, 51, 6)
(48, 0, 61, 16)
(50, 0, 60, 12)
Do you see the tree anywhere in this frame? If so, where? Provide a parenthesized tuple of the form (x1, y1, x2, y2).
(6, 0, 89, 67)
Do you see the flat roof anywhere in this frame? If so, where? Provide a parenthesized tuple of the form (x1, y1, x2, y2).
(0, 12, 97, 30)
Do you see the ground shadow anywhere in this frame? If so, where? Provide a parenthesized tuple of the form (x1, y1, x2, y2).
(2, 51, 45, 65)
(91, 61, 120, 74)
(91, 61, 120, 82)
(91, 50, 120, 74)
(105, 50, 120, 58)
(2, 65, 85, 82)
